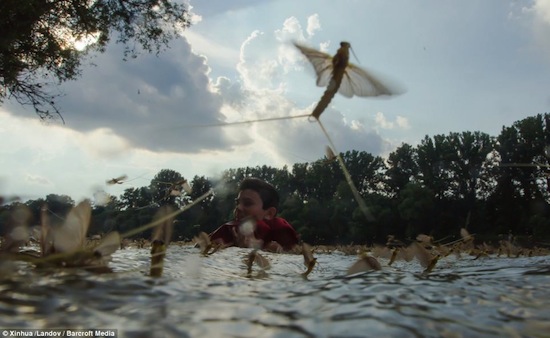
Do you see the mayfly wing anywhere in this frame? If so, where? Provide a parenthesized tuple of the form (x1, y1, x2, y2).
(254, 251, 271, 270)
(301, 242, 317, 278)
(347, 254, 382, 275)
(325, 146, 336, 162)
(340, 63, 396, 98)
(53, 200, 91, 253)
(294, 41, 350, 119)
(194, 231, 212, 255)
(293, 42, 333, 87)
(93, 231, 121, 257)
(181, 180, 192, 194)
(302, 242, 315, 266)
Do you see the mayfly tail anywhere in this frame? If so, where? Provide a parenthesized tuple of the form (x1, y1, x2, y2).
(163, 114, 311, 130)
(311, 82, 339, 119)
(316, 119, 375, 222)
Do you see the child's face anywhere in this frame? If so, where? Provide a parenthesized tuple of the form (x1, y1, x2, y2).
(234, 189, 271, 221)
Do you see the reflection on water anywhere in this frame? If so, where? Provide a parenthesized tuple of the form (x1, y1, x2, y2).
(1, 246, 550, 337)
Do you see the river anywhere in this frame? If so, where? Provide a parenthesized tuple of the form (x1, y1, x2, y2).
(1, 245, 549, 337)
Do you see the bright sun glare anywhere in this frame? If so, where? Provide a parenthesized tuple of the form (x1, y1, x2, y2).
(73, 33, 100, 51)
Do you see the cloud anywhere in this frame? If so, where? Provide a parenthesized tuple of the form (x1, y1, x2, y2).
(515, 0, 550, 60)
(531, 0, 550, 56)
(25, 174, 52, 186)
(374, 112, 411, 130)
(3, 12, 400, 180)
(53, 37, 232, 153)
(0, 110, 264, 200)
(187, 4, 203, 24)
(533, 0, 550, 24)
(275, 17, 306, 42)
(209, 15, 395, 165)
(306, 14, 321, 37)
(396, 116, 411, 129)
(77, 128, 131, 159)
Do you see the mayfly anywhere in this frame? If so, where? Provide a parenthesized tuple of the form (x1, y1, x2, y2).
(324, 146, 337, 164)
(150, 205, 174, 277)
(106, 175, 128, 185)
(193, 231, 221, 256)
(294, 41, 402, 119)
(410, 241, 439, 274)
(346, 253, 382, 276)
(245, 249, 271, 276)
(301, 242, 317, 279)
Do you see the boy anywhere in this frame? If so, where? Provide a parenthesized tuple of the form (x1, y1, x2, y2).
(209, 177, 300, 252)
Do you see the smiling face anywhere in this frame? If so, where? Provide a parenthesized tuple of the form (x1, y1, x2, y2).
(234, 189, 276, 221)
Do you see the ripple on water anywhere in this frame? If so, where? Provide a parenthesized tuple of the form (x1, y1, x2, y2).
(1, 246, 550, 337)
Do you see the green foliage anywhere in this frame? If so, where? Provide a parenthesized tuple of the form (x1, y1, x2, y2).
(0, 0, 191, 120)
(397, 183, 435, 238)
(386, 143, 418, 196)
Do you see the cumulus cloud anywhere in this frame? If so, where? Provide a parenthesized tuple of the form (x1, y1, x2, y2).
(306, 14, 322, 37)
(396, 116, 411, 129)
(55, 37, 231, 153)
(209, 15, 395, 165)
(77, 128, 131, 159)
(4, 13, 398, 170)
(374, 112, 411, 130)
(532, 0, 550, 24)
(514, 0, 550, 60)
(187, 4, 203, 24)
(531, 0, 550, 56)
(275, 17, 306, 42)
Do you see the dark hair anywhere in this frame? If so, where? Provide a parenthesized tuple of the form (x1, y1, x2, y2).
(239, 177, 279, 210)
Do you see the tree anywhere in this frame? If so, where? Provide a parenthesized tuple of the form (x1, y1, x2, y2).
(489, 113, 550, 235)
(149, 169, 186, 207)
(416, 134, 454, 199)
(0, 0, 191, 120)
(397, 183, 435, 239)
(445, 131, 496, 232)
(386, 143, 418, 197)
(119, 186, 153, 209)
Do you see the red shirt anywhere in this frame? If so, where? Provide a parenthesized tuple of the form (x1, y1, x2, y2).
(261, 218, 300, 251)
(209, 217, 299, 250)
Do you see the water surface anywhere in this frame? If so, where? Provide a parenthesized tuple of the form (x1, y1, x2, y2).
(1, 246, 549, 337)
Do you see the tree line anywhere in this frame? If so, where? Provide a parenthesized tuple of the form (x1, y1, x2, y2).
(1, 113, 549, 246)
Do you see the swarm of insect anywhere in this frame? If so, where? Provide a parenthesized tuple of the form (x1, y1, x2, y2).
(0, 201, 121, 272)
(40, 201, 121, 271)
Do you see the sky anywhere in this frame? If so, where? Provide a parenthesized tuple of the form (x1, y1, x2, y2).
(1, 0, 550, 204)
